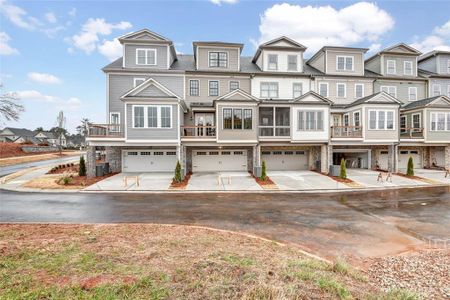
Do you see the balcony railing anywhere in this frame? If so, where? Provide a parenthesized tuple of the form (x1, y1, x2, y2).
(331, 126, 363, 138)
(88, 124, 123, 137)
(400, 127, 424, 139)
(181, 126, 216, 138)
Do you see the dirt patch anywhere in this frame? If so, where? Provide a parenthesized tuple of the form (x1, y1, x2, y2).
(170, 172, 192, 190)
(22, 173, 117, 189)
(0, 147, 81, 167)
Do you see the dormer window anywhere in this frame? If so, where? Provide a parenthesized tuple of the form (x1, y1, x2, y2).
(387, 60, 396, 74)
(209, 52, 227, 68)
(404, 61, 413, 75)
(288, 55, 297, 71)
(336, 56, 353, 71)
(136, 49, 156, 65)
(268, 54, 278, 70)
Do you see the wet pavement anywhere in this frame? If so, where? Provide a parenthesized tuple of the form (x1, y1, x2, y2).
(1, 186, 449, 262)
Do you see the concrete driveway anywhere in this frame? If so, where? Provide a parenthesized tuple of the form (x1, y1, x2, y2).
(84, 172, 173, 191)
(268, 171, 349, 190)
(186, 172, 262, 191)
(400, 168, 450, 185)
(346, 169, 429, 188)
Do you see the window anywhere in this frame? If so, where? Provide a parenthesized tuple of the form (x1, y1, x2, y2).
(355, 84, 364, 99)
(189, 80, 199, 96)
(319, 83, 328, 97)
(259, 107, 290, 136)
(387, 60, 396, 74)
(400, 115, 406, 133)
(133, 78, 145, 87)
(293, 83, 303, 98)
(136, 49, 156, 65)
(132, 105, 171, 128)
(268, 54, 278, 70)
(404, 61, 413, 75)
(229, 81, 239, 91)
(412, 113, 421, 129)
(408, 87, 417, 101)
(368, 110, 395, 130)
(110, 112, 120, 132)
(260, 82, 279, 98)
(353, 111, 360, 127)
(209, 81, 219, 96)
(337, 83, 346, 98)
(233, 109, 242, 129)
(430, 112, 450, 131)
(381, 86, 397, 98)
(298, 110, 324, 131)
(343, 114, 349, 127)
(288, 55, 297, 71)
(243, 109, 252, 129)
(141, 152, 151, 155)
(209, 52, 227, 68)
(223, 108, 252, 130)
(433, 84, 441, 96)
(223, 108, 232, 129)
(337, 56, 354, 71)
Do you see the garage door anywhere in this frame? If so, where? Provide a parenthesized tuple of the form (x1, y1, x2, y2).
(398, 150, 422, 170)
(192, 150, 247, 172)
(261, 150, 309, 171)
(377, 150, 389, 171)
(123, 150, 177, 172)
(433, 148, 445, 167)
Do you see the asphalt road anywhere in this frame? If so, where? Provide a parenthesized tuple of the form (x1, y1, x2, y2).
(1, 186, 449, 261)
(0, 155, 81, 177)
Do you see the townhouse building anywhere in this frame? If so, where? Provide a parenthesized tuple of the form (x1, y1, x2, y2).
(86, 28, 450, 178)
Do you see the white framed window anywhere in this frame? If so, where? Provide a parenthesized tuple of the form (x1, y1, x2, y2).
(268, 54, 278, 70)
(355, 84, 364, 99)
(408, 87, 417, 101)
(432, 84, 441, 96)
(336, 56, 354, 71)
(380, 86, 397, 98)
(430, 112, 450, 131)
(297, 110, 324, 131)
(368, 109, 395, 130)
(287, 55, 297, 71)
(133, 78, 146, 87)
(343, 113, 349, 127)
(132, 105, 172, 129)
(260, 82, 279, 98)
(189, 80, 199, 96)
(336, 83, 346, 98)
(109, 112, 120, 132)
(353, 111, 360, 127)
(209, 52, 227, 68)
(293, 83, 303, 98)
(400, 115, 406, 133)
(412, 113, 421, 129)
(404, 61, 413, 75)
(387, 60, 396, 74)
(136, 48, 156, 65)
(208, 80, 219, 96)
(319, 82, 329, 97)
(229, 81, 239, 91)
(223, 108, 252, 130)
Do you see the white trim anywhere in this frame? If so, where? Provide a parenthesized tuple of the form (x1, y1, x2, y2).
(121, 77, 181, 100)
(135, 48, 157, 66)
(368, 109, 396, 130)
(106, 73, 110, 123)
(400, 115, 406, 133)
(411, 112, 421, 128)
(109, 112, 120, 123)
(260, 81, 279, 99)
(432, 84, 441, 96)
(189, 79, 200, 96)
(430, 111, 450, 131)
(386, 59, 396, 75)
(229, 80, 240, 92)
(354, 83, 364, 99)
(133, 77, 146, 88)
(336, 82, 346, 98)
(131, 105, 172, 129)
(380, 85, 397, 98)
(267, 53, 278, 71)
(318, 82, 329, 98)
(404, 61, 413, 75)
(353, 111, 361, 127)
(166, 45, 170, 69)
(336, 55, 354, 71)
(208, 79, 220, 97)
(207, 50, 229, 68)
(447, 59, 450, 74)
(408, 86, 418, 101)
(221, 107, 253, 130)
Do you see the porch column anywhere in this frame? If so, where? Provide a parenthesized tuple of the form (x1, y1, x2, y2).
(320, 144, 328, 173)
(86, 146, 96, 178)
(367, 149, 372, 170)
(387, 144, 394, 172)
(327, 144, 333, 174)
(105, 146, 121, 173)
(445, 145, 450, 170)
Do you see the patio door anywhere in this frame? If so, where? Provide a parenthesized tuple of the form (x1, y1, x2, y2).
(195, 113, 215, 137)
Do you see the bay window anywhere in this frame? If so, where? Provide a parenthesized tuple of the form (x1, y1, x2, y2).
(132, 105, 171, 128)
(430, 112, 450, 131)
(368, 109, 395, 130)
(298, 110, 324, 131)
(259, 107, 290, 136)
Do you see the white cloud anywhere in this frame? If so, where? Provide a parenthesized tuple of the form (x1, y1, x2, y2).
(368, 43, 381, 54)
(0, 0, 42, 30)
(98, 38, 122, 61)
(254, 2, 394, 55)
(45, 12, 57, 23)
(12, 90, 82, 111)
(210, 0, 238, 5)
(68, 7, 76, 17)
(70, 18, 132, 54)
(27, 72, 62, 84)
(0, 31, 19, 55)
(410, 20, 450, 53)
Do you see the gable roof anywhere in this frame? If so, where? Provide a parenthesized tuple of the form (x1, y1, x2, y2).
(121, 77, 181, 100)
(0, 127, 35, 137)
(118, 28, 171, 43)
(308, 46, 369, 65)
(35, 131, 56, 139)
(418, 50, 450, 62)
(252, 36, 307, 62)
(293, 91, 333, 105)
(402, 95, 450, 111)
(345, 92, 402, 108)
(366, 43, 422, 63)
(214, 89, 259, 102)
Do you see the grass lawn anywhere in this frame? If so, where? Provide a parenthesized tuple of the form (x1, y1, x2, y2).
(0, 224, 418, 299)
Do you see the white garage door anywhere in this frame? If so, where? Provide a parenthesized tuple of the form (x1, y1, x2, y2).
(123, 150, 177, 172)
(193, 150, 247, 172)
(261, 150, 309, 171)
(433, 148, 445, 167)
(399, 150, 422, 170)
(377, 150, 389, 171)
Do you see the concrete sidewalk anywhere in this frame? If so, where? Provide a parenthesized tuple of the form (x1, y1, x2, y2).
(84, 173, 173, 191)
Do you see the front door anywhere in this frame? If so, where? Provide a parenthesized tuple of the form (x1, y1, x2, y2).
(195, 113, 215, 137)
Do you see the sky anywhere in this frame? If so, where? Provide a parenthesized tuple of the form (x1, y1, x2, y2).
(1, 0, 449, 133)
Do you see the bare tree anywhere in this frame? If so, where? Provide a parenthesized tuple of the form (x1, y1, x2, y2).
(0, 84, 24, 122)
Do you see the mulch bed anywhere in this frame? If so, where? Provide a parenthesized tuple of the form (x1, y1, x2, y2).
(47, 164, 78, 174)
(170, 172, 192, 189)
(251, 173, 278, 189)
(58, 173, 118, 187)
(394, 172, 424, 181)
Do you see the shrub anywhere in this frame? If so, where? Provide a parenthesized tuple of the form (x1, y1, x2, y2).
(260, 160, 267, 181)
(79, 156, 86, 176)
(407, 156, 414, 176)
(173, 161, 182, 183)
(61, 176, 71, 185)
(339, 158, 347, 179)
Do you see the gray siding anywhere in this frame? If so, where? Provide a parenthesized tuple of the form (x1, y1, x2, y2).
(429, 78, 450, 97)
(437, 54, 450, 75)
(382, 54, 417, 77)
(365, 57, 381, 74)
(418, 57, 437, 73)
(126, 103, 178, 140)
(401, 110, 423, 129)
(426, 109, 450, 141)
(124, 44, 168, 69)
(196, 47, 240, 71)
(373, 80, 427, 103)
(216, 104, 258, 141)
(309, 52, 325, 73)
(364, 106, 399, 140)
(325, 50, 365, 76)
(315, 78, 374, 105)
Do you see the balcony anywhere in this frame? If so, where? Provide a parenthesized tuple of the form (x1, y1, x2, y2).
(331, 126, 363, 138)
(181, 126, 216, 138)
(88, 124, 123, 138)
(400, 128, 424, 139)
